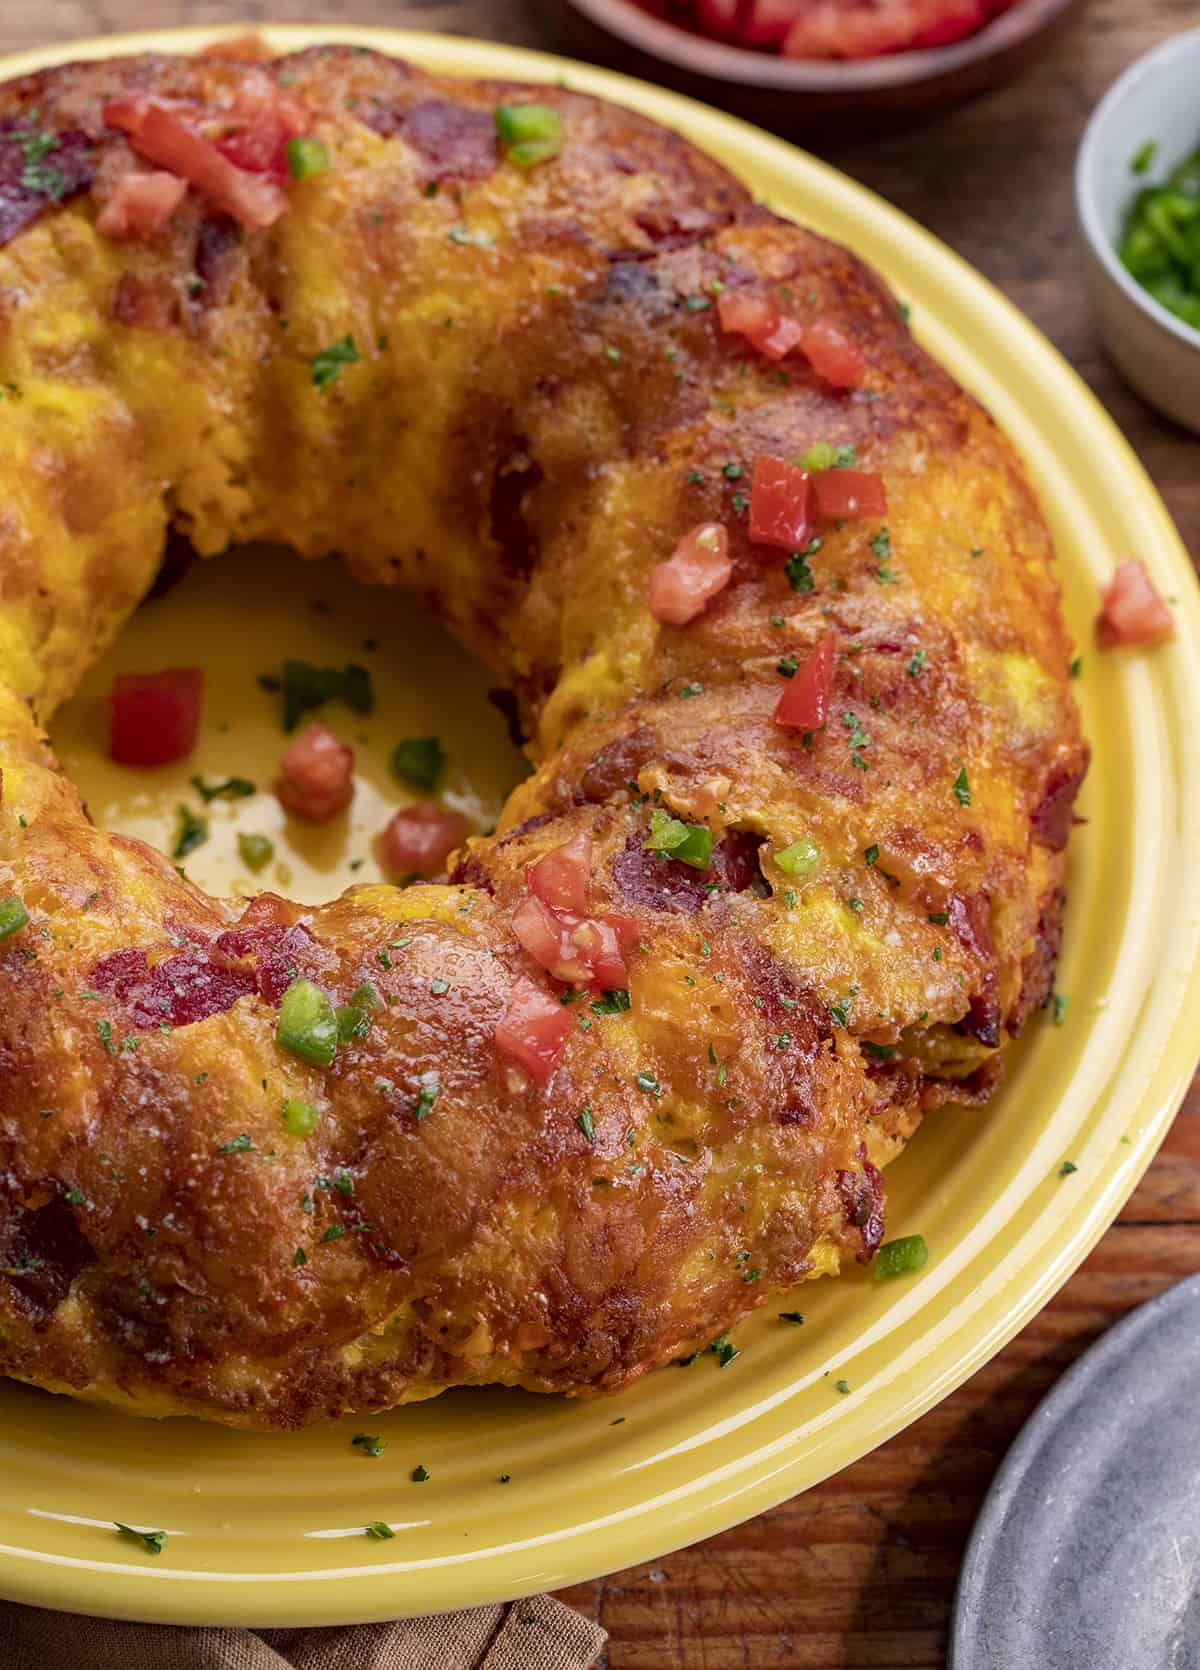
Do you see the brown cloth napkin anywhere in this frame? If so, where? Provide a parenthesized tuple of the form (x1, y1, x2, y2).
(0, 1594, 605, 1670)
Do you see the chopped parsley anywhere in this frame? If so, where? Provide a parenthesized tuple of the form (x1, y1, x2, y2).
(591, 989, 631, 1016)
(779, 1311, 805, 1324)
(777, 655, 799, 678)
(576, 1106, 596, 1143)
(272, 659, 374, 732)
(96, 1019, 115, 1055)
(1059, 1160, 1078, 1177)
(635, 1069, 660, 1096)
(115, 1523, 166, 1556)
(366, 1521, 395, 1539)
(411, 1464, 430, 1483)
(311, 334, 360, 392)
(928, 910, 949, 925)
(870, 526, 899, 583)
(172, 805, 207, 860)
(15, 129, 70, 201)
(835, 1379, 851, 1395)
(907, 649, 927, 677)
(863, 843, 879, 867)
(413, 1079, 440, 1121)
(190, 774, 255, 803)
(710, 1333, 739, 1369)
(1052, 992, 1069, 1026)
(352, 1433, 386, 1457)
(392, 735, 445, 789)
(953, 766, 971, 806)
(217, 1133, 254, 1154)
(784, 550, 815, 593)
(843, 712, 871, 770)
(828, 1000, 850, 1028)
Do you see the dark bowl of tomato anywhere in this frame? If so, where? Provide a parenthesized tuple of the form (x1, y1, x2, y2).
(548, 0, 1085, 129)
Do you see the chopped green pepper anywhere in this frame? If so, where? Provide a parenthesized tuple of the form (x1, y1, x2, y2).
(282, 1097, 320, 1136)
(237, 832, 274, 872)
(775, 838, 820, 877)
(643, 807, 713, 869)
(873, 1234, 929, 1281)
(277, 978, 338, 1067)
(287, 136, 329, 180)
(495, 103, 563, 167)
(0, 896, 30, 941)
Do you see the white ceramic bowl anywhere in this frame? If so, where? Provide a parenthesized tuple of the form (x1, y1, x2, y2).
(1076, 27, 1200, 432)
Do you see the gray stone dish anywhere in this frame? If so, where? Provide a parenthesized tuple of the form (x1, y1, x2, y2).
(951, 1272, 1200, 1669)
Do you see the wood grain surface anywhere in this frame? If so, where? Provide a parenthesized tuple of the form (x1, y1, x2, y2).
(4, 2, 1197, 1664)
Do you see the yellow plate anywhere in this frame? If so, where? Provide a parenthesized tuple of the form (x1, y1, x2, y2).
(2, 22, 1199, 1629)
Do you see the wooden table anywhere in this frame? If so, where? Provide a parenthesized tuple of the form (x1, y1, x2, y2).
(5, 2, 1197, 1663)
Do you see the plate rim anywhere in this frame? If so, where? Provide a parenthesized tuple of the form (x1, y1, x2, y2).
(949, 1271, 1200, 1668)
(0, 20, 1197, 1628)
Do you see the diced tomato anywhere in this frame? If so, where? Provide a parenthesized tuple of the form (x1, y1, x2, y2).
(1097, 560, 1175, 648)
(773, 629, 839, 731)
(216, 70, 308, 181)
(103, 95, 286, 230)
(781, 3, 917, 58)
(812, 469, 887, 520)
(796, 320, 868, 388)
(512, 892, 579, 981)
(275, 722, 355, 822)
(649, 522, 732, 627)
(741, 0, 807, 47)
(379, 801, 468, 876)
(95, 170, 188, 240)
(110, 667, 203, 767)
(512, 892, 630, 991)
(717, 290, 801, 362)
(911, 2, 989, 48)
(696, 0, 749, 35)
(749, 457, 813, 551)
(529, 833, 592, 915)
(494, 980, 573, 1085)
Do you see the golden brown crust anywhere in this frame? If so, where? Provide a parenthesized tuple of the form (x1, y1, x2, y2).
(0, 46, 1086, 1426)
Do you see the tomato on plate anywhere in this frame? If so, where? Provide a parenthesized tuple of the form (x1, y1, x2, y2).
(110, 667, 203, 767)
(773, 629, 839, 731)
(494, 980, 573, 1084)
(275, 723, 355, 822)
(1097, 560, 1175, 648)
(379, 802, 468, 876)
(649, 523, 732, 626)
